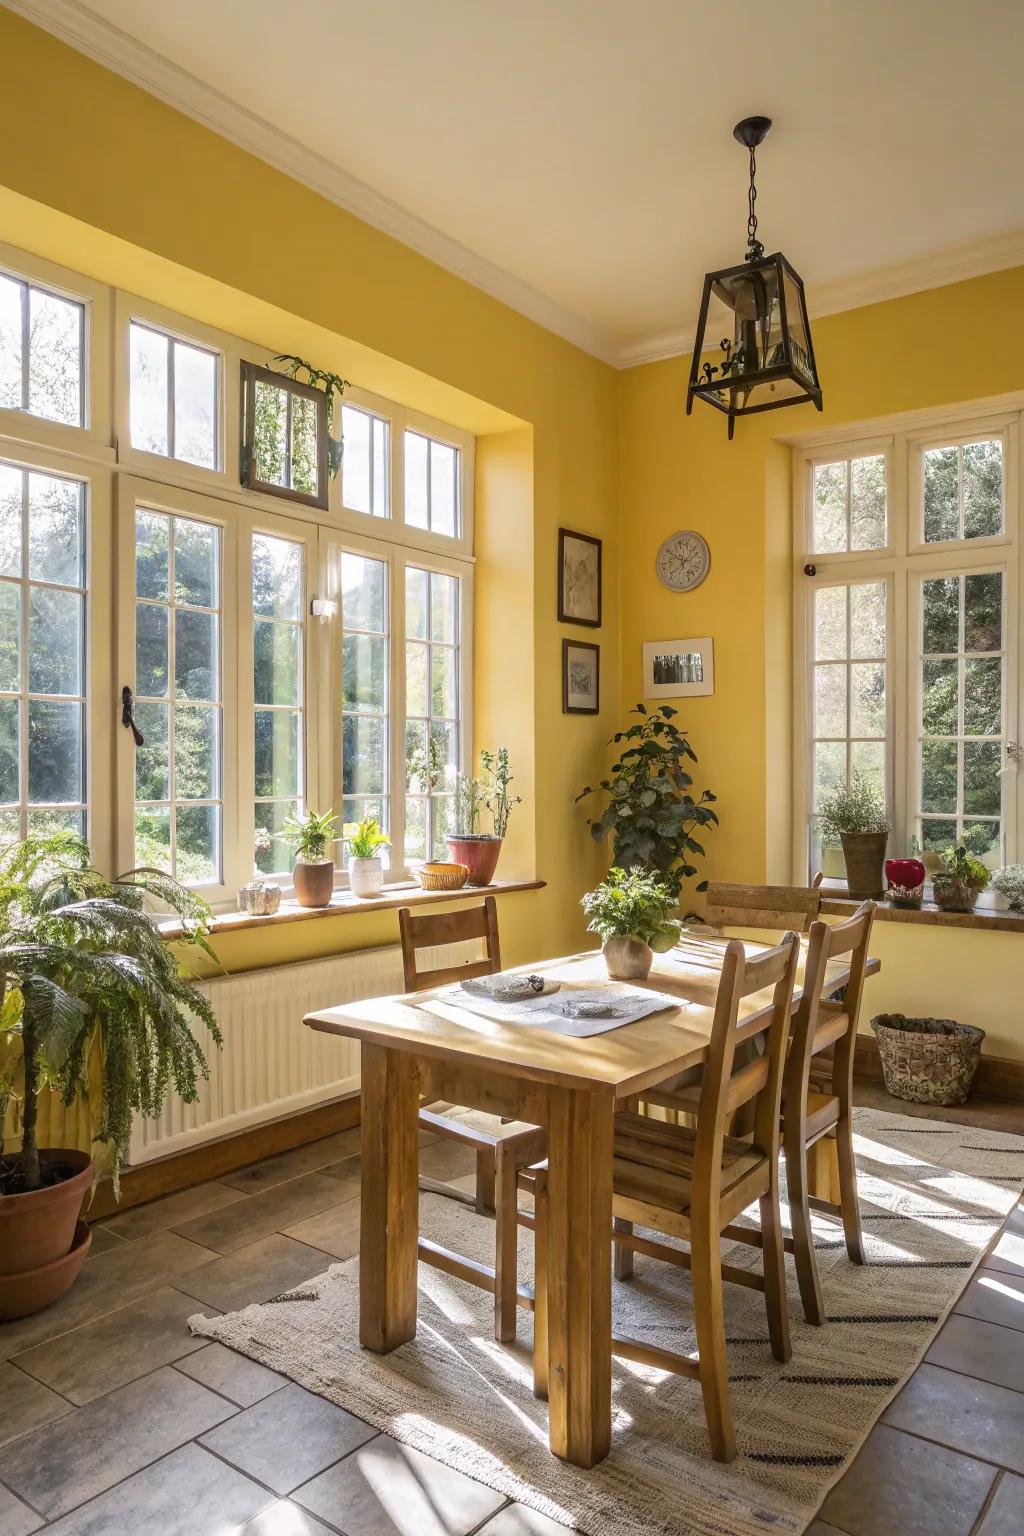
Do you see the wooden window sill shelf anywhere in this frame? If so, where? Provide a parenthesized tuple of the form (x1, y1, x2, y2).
(158, 878, 546, 942)
(820, 891, 1024, 934)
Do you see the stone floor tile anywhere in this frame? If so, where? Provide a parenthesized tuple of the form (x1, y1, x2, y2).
(175, 1233, 333, 1311)
(99, 1180, 245, 1241)
(477, 1504, 571, 1535)
(0, 1361, 70, 1447)
(171, 1173, 348, 1254)
(954, 1267, 1024, 1332)
(0, 1483, 43, 1536)
(200, 1380, 375, 1495)
(0, 1230, 218, 1361)
(294, 1433, 506, 1536)
(238, 1500, 340, 1535)
(12, 1287, 209, 1404)
(926, 1312, 1024, 1394)
(819, 1421, 995, 1536)
(42, 1442, 275, 1536)
(222, 1129, 362, 1193)
(882, 1362, 1024, 1475)
(984, 1226, 1024, 1279)
(282, 1195, 361, 1260)
(174, 1341, 286, 1406)
(0, 1365, 235, 1520)
(978, 1472, 1024, 1535)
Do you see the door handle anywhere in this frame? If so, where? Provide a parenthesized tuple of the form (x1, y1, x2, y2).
(121, 685, 145, 747)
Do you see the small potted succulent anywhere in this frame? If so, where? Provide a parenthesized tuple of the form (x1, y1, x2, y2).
(932, 843, 990, 913)
(817, 774, 890, 899)
(343, 817, 389, 898)
(581, 865, 682, 981)
(991, 864, 1024, 913)
(282, 808, 338, 908)
(446, 748, 521, 887)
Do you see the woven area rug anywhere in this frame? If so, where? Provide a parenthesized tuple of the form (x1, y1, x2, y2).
(190, 1107, 1024, 1536)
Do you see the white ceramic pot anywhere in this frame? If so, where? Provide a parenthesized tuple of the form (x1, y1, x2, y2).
(603, 935, 653, 981)
(349, 855, 384, 899)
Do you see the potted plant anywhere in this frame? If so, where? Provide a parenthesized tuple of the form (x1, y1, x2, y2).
(446, 748, 521, 886)
(582, 866, 682, 981)
(0, 832, 219, 1319)
(577, 705, 718, 903)
(343, 817, 389, 898)
(991, 864, 1024, 913)
(932, 843, 990, 913)
(817, 774, 890, 899)
(282, 808, 338, 908)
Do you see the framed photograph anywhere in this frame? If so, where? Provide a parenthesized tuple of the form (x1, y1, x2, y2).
(642, 637, 714, 698)
(558, 528, 602, 627)
(563, 639, 600, 714)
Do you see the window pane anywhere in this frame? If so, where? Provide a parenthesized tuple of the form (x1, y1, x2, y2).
(251, 532, 304, 876)
(174, 518, 217, 608)
(252, 533, 301, 620)
(136, 604, 169, 697)
(342, 633, 386, 713)
(135, 702, 169, 801)
(964, 658, 1001, 736)
(28, 288, 82, 426)
(340, 549, 388, 860)
(814, 664, 846, 738)
(964, 572, 1002, 653)
(0, 582, 20, 691)
(963, 741, 1001, 816)
(406, 566, 428, 639)
(430, 441, 456, 537)
(850, 582, 885, 659)
(136, 509, 169, 600)
(922, 577, 958, 655)
(814, 586, 845, 662)
(962, 820, 1000, 858)
(429, 719, 458, 784)
(430, 646, 457, 718)
(341, 404, 370, 513)
(28, 699, 82, 802)
(405, 719, 427, 791)
(174, 704, 217, 800)
(175, 610, 216, 701)
(963, 440, 1002, 539)
(27, 473, 82, 585)
(342, 714, 385, 795)
(29, 588, 82, 695)
(290, 394, 319, 496)
(922, 658, 957, 735)
(921, 817, 957, 853)
(404, 794, 426, 861)
(921, 740, 957, 814)
(430, 572, 458, 643)
(430, 793, 454, 859)
(923, 445, 958, 542)
(135, 806, 171, 873)
(850, 662, 885, 737)
(812, 460, 847, 553)
(850, 454, 886, 550)
(0, 698, 18, 804)
(175, 804, 219, 885)
(173, 341, 217, 469)
(341, 553, 385, 632)
(253, 380, 287, 487)
(0, 464, 22, 577)
(130, 324, 169, 455)
(254, 620, 300, 706)
(255, 711, 300, 798)
(850, 740, 885, 798)
(405, 431, 428, 529)
(255, 798, 299, 875)
(0, 275, 22, 411)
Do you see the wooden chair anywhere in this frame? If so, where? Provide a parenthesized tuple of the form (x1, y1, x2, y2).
(705, 881, 823, 933)
(524, 931, 800, 1463)
(398, 897, 546, 1342)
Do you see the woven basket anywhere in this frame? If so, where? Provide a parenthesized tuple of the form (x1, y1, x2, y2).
(871, 1013, 985, 1106)
(415, 861, 469, 892)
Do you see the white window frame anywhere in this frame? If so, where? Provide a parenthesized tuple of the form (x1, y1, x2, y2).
(793, 404, 1023, 877)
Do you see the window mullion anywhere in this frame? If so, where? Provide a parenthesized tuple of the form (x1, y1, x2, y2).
(19, 280, 29, 413)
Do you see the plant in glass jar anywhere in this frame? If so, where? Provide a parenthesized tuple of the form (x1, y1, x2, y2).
(932, 843, 990, 913)
(581, 865, 682, 981)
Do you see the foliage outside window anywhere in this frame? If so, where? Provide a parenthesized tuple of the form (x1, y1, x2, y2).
(405, 566, 460, 860)
(253, 532, 304, 874)
(923, 438, 1002, 543)
(0, 271, 83, 428)
(241, 362, 327, 509)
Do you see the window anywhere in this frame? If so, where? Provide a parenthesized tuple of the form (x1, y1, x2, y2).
(241, 363, 327, 508)
(405, 566, 460, 860)
(796, 416, 1019, 876)
(340, 552, 389, 857)
(341, 403, 388, 518)
(405, 429, 459, 537)
(0, 272, 84, 427)
(129, 321, 218, 469)
(133, 508, 223, 884)
(253, 532, 304, 874)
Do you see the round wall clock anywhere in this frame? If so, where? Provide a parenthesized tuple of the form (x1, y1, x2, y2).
(656, 530, 710, 592)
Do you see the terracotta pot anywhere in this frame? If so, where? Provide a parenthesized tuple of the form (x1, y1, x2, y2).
(349, 855, 384, 899)
(602, 935, 653, 981)
(445, 835, 502, 886)
(293, 858, 335, 908)
(0, 1221, 92, 1321)
(840, 831, 888, 899)
(0, 1150, 94, 1319)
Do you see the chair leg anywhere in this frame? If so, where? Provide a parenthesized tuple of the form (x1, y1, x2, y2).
(532, 1169, 548, 1400)
(475, 1148, 496, 1215)
(493, 1146, 518, 1343)
(835, 1116, 865, 1264)
(759, 1187, 792, 1363)
(613, 1217, 634, 1280)
(690, 1218, 736, 1462)
(784, 1125, 826, 1327)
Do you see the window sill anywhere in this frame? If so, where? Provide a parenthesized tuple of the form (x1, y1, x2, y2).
(158, 877, 546, 942)
(820, 887, 1024, 935)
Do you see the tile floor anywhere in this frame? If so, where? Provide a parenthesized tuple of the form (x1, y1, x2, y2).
(0, 1096, 1021, 1536)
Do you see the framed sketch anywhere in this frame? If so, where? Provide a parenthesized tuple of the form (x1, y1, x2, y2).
(563, 639, 600, 714)
(642, 637, 714, 698)
(558, 528, 602, 627)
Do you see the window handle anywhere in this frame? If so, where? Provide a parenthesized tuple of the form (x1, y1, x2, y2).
(121, 685, 145, 748)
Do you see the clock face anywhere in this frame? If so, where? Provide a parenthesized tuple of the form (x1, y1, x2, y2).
(656, 531, 710, 592)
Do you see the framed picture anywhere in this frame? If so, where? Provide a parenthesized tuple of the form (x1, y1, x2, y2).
(642, 637, 714, 698)
(563, 639, 600, 714)
(558, 527, 602, 627)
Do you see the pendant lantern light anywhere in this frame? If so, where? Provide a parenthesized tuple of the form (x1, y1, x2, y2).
(686, 117, 822, 438)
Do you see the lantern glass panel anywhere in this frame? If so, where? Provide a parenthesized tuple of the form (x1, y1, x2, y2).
(782, 269, 814, 385)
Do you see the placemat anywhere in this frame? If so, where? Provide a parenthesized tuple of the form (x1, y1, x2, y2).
(430, 981, 679, 1037)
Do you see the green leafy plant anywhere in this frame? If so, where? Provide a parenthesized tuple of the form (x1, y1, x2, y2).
(576, 705, 718, 900)
(991, 865, 1024, 912)
(817, 773, 891, 843)
(274, 355, 350, 477)
(454, 772, 487, 837)
(0, 831, 219, 1197)
(281, 808, 338, 863)
(343, 817, 389, 860)
(480, 748, 521, 840)
(938, 842, 990, 891)
(581, 866, 682, 952)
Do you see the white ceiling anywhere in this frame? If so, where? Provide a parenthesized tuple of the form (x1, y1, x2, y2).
(12, 0, 1024, 363)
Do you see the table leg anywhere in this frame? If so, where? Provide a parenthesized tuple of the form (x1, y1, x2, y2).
(359, 1043, 419, 1352)
(545, 1085, 613, 1467)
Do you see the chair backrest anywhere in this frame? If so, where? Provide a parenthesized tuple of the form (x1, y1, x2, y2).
(398, 896, 502, 993)
(786, 901, 875, 1112)
(706, 882, 822, 933)
(693, 932, 800, 1202)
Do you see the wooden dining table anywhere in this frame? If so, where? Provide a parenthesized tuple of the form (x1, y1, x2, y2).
(304, 932, 881, 1470)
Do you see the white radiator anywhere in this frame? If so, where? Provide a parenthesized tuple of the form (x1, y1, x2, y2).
(127, 937, 481, 1165)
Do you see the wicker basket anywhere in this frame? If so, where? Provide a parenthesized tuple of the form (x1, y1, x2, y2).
(871, 1013, 985, 1106)
(415, 861, 469, 892)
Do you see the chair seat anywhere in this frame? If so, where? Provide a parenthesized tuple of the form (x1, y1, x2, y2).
(612, 1112, 765, 1214)
(419, 1102, 540, 1147)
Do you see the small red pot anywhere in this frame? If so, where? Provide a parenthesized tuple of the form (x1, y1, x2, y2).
(445, 836, 502, 886)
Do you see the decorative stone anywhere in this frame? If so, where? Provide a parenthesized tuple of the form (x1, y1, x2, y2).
(237, 880, 282, 916)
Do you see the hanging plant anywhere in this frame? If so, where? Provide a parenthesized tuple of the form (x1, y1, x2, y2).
(274, 354, 351, 478)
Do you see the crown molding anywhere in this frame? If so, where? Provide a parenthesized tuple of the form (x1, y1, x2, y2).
(4, 0, 619, 364)
(615, 229, 1024, 369)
